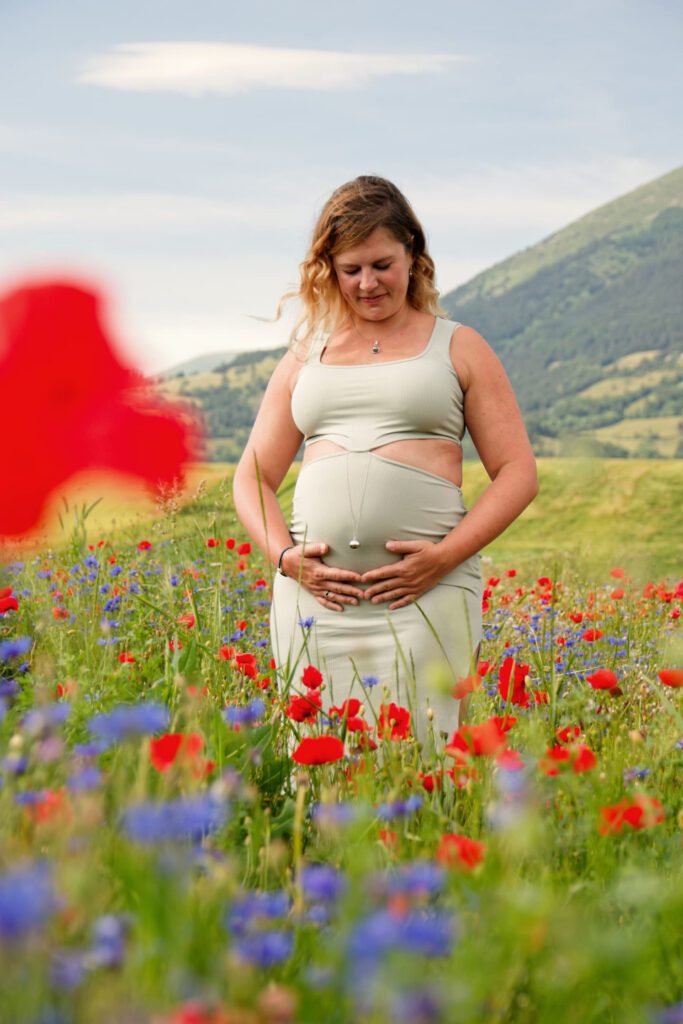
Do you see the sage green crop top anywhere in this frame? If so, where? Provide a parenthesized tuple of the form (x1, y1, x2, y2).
(290, 316, 465, 452)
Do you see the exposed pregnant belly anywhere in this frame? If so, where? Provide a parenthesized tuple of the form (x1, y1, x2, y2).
(290, 451, 468, 579)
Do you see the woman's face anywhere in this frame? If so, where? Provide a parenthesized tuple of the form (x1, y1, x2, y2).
(332, 227, 412, 323)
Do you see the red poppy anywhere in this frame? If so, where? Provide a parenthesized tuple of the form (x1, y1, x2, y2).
(582, 629, 604, 642)
(0, 279, 200, 538)
(25, 788, 72, 826)
(453, 674, 482, 699)
(498, 657, 530, 706)
(285, 690, 322, 722)
(569, 612, 584, 624)
(206, 537, 219, 548)
(505, 569, 517, 578)
(0, 589, 19, 613)
(586, 669, 619, 690)
(378, 703, 411, 740)
(436, 833, 486, 871)
(599, 794, 665, 835)
(226, 538, 236, 550)
(137, 540, 152, 551)
(301, 665, 324, 690)
(556, 725, 582, 744)
(477, 660, 491, 677)
(149, 732, 207, 774)
(658, 669, 683, 688)
(237, 542, 252, 555)
(177, 613, 195, 629)
(495, 748, 525, 771)
(610, 567, 626, 579)
(539, 743, 597, 776)
(446, 715, 517, 761)
(611, 588, 625, 600)
(292, 735, 344, 765)
(117, 651, 136, 664)
(328, 698, 362, 719)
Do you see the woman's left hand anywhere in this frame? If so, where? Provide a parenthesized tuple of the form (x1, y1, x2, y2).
(360, 540, 447, 609)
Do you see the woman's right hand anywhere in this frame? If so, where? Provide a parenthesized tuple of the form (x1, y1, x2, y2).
(280, 542, 365, 611)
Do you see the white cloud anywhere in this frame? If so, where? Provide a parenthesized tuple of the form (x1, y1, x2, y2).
(0, 191, 305, 232)
(77, 42, 464, 95)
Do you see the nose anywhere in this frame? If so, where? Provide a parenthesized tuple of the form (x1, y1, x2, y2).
(358, 266, 378, 292)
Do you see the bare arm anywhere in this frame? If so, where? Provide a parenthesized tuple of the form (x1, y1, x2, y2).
(432, 324, 539, 569)
(362, 325, 538, 606)
(232, 351, 305, 568)
(232, 351, 364, 607)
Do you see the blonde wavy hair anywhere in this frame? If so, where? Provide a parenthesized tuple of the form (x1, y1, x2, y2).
(279, 175, 446, 356)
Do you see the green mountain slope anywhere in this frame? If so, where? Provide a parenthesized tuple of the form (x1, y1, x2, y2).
(440, 165, 683, 456)
(158, 165, 683, 460)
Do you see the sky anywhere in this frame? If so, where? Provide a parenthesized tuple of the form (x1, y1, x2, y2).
(1, 0, 681, 373)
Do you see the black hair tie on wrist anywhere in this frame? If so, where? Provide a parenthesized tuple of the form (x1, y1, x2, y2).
(277, 545, 296, 577)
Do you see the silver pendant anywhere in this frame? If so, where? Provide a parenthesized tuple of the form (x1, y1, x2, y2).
(372, 340, 380, 354)
(349, 537, 360, 549)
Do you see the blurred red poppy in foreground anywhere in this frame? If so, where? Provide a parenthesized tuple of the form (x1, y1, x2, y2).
(658, 669, 683, 688)
(436, 833, 486, 871)
(0, 278, 201, 537)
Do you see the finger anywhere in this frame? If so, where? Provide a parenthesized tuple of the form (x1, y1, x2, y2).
(364, 578, 403, 599)
(388, 595, 417, 610)
(323, 588, 359, 606)
(326, 568, 364, 583)
(370, 587, 411, 604)
(302, 542, 328, 557)
(360, 564, 404, 584)
(385, 540, 428, 554)
(317, 591, 345, 612)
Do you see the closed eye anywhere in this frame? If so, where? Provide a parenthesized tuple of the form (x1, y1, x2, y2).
(341, 262, 392, 275)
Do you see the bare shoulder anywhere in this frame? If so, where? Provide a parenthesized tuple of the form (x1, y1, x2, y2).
(265, 346, 308, 397)
(448, 323, 502, 391)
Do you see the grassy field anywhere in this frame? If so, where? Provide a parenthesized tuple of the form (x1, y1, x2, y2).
(1, 454, 681, 1023)
(18, 458, 681, 583)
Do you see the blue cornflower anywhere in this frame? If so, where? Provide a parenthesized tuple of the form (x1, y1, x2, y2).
(224, 698, 266, 728)
(0, 678, 19, 699)
(67, 766, 102, 792)
(22, 703, 70, 735)
(226, 890, 290, 936)
(109, 566, 122, 578)
(233, 929, 293, 967)
(361, 675, 379, 688)
(51, 951, 86, 991)
(0, 863, 56, 939)
(311, 802, 366, 826)
(623, 766, 651, 782)
(386, 861, 445, 897)
(84, 555, 98, 569)
(88, 703, 169, 744)
(298, 617, 315, 629)
(0, 636, 32, 662)
(299, 864, 345, 903)
(88, 914, 129, 968)
(377, 794, 423, 821)
(122, 795, 228, 844)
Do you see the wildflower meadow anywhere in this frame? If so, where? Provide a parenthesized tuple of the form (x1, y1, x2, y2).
(0, 280, 681, 1023)
(0, 478, 681, 1024)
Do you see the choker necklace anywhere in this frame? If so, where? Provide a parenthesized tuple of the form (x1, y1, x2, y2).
(352, 313, 412, 355)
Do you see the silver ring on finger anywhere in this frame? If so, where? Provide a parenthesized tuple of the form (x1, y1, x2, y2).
(324, 590, 332, 599)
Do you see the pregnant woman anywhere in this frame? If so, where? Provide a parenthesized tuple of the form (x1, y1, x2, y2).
(233, 176, 538, 743)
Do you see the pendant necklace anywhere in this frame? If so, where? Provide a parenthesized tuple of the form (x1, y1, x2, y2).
(346, 452, 373, 548)
(351, 311, 412, 355)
